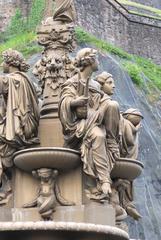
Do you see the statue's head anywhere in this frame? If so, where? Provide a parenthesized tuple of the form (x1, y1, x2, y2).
(37, 168, 58, 181)
(74, 48, 98, 72)
(2, 49, 30, 73)
(123, 108, 143, 127)
(95, 71, 115, 96)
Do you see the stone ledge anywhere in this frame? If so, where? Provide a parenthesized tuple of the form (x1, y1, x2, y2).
(0, 204, 115, 226)
(0, 221, 129, 240)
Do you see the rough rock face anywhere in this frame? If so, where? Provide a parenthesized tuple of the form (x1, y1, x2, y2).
(0, 0, 32, 32)
(74, 0, 161, 65)
(96, 52, 161, 240)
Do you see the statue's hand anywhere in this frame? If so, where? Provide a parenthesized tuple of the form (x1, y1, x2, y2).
(135, 122, 141, 131)
(71, 96, 88, 119)
(70, 96, 88, 108)
(113, 150, 120, 160)
(101, 182, 112, 196)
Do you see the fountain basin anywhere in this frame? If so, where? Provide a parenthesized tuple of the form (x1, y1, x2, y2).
(111, 158, 144, 181)
(0, 221, 129, 240)
(13, 147, 81, 172)
(14, 148, 143, 180)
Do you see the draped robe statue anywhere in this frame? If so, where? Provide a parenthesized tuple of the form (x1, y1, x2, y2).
(0, 49, 39, 203)
(59, 48, 120, 199)
(95, 72, 143, 220)
(117, 108, 143, 220)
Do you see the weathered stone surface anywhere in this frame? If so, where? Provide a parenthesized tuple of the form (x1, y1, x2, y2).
(0, 0, 32, 32)
(133, 0, 161, 9)
(0, 221, 129, 240)
(1, 0, 161, 64)
(75, 0, 161, 64)
(0, 204, 115, 226)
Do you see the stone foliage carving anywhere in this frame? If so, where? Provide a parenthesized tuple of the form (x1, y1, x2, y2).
(33, 0, 76, 117)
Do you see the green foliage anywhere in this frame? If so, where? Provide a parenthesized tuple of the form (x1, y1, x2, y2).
(0, 0, 45, 62)
(6, 9, 26, 37)
(76, 27, 161, 91)
(0, 0, 45, 61)
(134, 56, 161, 90)
(122, 61, 144, 86)
(5, 0, 45, 39)
(1, 14, 161, 93)
(27, 0, 45, 31)
(0, 32, 41, 63)
(76, 27, 131, 60)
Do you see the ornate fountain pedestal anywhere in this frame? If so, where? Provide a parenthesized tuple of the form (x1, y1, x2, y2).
(0, 1, 144, 239)
(12, 147, 143, 223)
(13, 147, 115, 226)
(0, 115, 143, 240)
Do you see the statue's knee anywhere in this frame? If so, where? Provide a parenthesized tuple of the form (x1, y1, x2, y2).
(108, 100, 119, 110)
(92, 127, 105, 140)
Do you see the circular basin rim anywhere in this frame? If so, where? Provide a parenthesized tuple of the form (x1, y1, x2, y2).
(117, 158, 144, 168)
(13, 147, 80, 158)
(0, 221, 129, 239)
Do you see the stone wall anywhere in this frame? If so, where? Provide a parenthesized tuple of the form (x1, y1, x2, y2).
(75, 0, 161, 64)
(0, 0, 32, 32)
(1, 0, 161, 64)
(133, 0, 161, 9)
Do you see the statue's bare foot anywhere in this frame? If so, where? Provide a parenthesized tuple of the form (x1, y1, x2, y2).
(101, 182, 112, 196)
(126, 206, 142, 220)
(0, 192, 6, 200)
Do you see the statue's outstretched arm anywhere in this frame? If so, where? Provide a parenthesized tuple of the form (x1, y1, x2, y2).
(23, 198, 38, 208)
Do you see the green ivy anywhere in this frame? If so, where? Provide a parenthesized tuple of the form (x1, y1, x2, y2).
(122, 61, 144, 86)
(1, 18, 161, 93)
(5, 9, 26, 38)
(76, 27, 161, 90)
(27, 0, 45, 31)
(75, 27, 131, 60)
(5, 0, 45, 38)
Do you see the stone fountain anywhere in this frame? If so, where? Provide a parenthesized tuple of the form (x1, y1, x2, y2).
(0, 0, 143, 239)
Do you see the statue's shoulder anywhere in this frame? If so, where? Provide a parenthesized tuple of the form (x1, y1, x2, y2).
(121, 116, 136, 132)
(0, 74, 7, 82)
(63, 74, 79, 87)
(9, 71, 38, 97)
(9, 71, 29, 81)
(100, 93, 111, 102)
(0, 72, 22, 85)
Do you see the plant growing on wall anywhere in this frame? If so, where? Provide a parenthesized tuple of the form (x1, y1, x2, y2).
(6, 0, 45, 37)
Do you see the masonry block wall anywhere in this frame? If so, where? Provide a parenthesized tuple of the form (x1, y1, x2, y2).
(0, 0, 161, 64)
(75, 0, 161, 64)
(0, 0, 32, 32)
